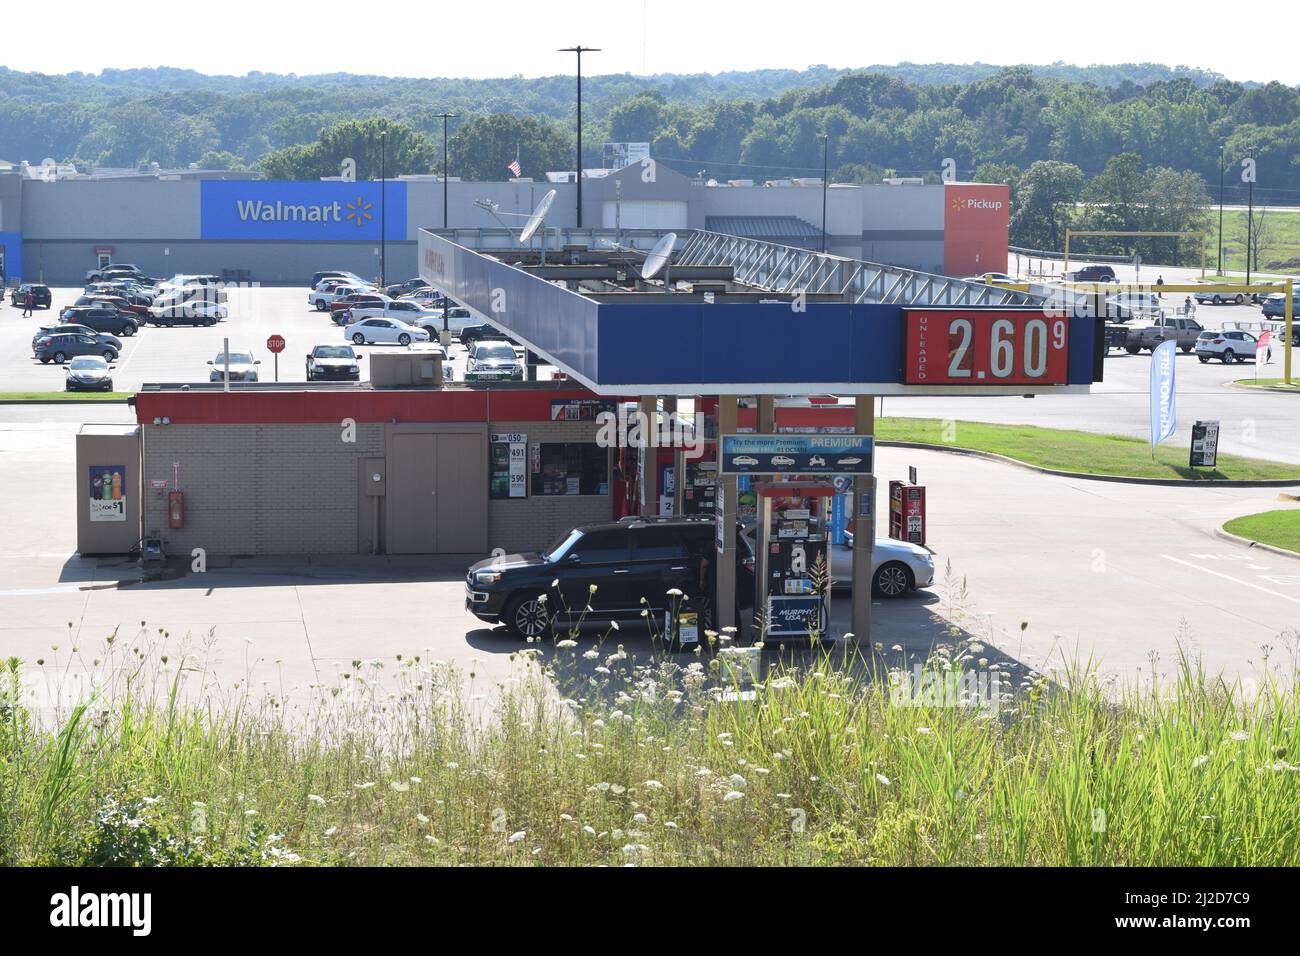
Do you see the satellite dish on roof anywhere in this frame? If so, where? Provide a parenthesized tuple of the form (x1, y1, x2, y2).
(640, 232, 677, 280)
(519, 189, 556, 245)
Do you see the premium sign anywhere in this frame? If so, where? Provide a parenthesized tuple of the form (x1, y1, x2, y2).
(200, 181, 407, 241)
(904, 310, 1070, 386)
(489, 433, 527, 499)
(719, 434, 873, 475)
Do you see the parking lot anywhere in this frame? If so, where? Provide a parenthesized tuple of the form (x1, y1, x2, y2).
(2, 284, 550, 392)
(2, 273, 1298, 701)
(2, 400, 1298, 703)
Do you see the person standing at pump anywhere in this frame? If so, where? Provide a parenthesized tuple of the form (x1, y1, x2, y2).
(1156, 275, 1165, 299)
(22, 289, 34, 317)
(1183, 295, 1194, 318)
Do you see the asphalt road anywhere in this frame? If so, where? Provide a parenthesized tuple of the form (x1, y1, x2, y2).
(1, 404, 1296, 701)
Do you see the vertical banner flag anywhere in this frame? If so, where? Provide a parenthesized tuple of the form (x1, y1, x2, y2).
(1150, 339, 1178, 452)
(1256, 329, 1272, 366)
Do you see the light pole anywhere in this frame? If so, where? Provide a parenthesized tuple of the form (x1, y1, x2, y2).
(379, 121, 387, 287)
(1246, 153, 1254, 286)
(1217, 144, 1225, 275)
(435, 112, 456, 229)
(559, 46, 599, 229)
(820, 133, 829, 254)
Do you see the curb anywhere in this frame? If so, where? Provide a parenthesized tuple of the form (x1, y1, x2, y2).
(875, 440, 1300, 488)
(1214, 526, 1300, 563)
(0, 399, 131, 405)
(1225, 381, 1300, 395)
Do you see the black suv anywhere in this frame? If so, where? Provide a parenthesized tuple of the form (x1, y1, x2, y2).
(466, 517, 755, 639)
(10, 283, 53, 309)
(58, 307, 138, 336)
(1073, 265, 1117, 283)
(460, 323, 519, 347)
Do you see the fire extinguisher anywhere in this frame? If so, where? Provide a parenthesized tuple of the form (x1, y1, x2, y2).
(168, 491, 184, 529)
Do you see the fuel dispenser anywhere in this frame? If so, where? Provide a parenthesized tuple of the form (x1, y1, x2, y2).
(888, 479, 926, 546)
(754, 482, 833, 639)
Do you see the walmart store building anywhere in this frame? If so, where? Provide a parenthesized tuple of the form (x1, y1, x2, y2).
(0, 162, 1009, 285)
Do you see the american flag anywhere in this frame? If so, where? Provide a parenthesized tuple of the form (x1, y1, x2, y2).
(507, 158, 522, 177)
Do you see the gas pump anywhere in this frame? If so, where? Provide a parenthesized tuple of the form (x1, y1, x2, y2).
(888, 480, 926, 546)
(754, 482, 833, 640)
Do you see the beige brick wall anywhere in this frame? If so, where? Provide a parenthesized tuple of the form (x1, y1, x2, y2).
(141, 422, 384, 556)
(140, 415, 611, 558)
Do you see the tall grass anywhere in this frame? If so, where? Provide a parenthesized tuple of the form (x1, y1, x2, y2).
(1, 623, 1298, 866)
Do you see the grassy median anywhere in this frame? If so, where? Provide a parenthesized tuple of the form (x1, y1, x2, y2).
(1223, 509, 1300, 554)
(0, 392, 132, 402)
(877, 417, 1300, 481)
(3, 628, 1300, 866)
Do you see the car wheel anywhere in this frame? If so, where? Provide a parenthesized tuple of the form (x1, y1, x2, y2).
(398, 333, 411, 346)
(1198, 356, 1210, 364)
(1212, 295, 1223, 305)
(39, 357, 50, 364)
(103, 351, 116, 362)
(53, 352, 67, 364)
(1180, 344, 1192, 353)
(1235, 294, 1245, 305)
(1222, 349, 1235, 364)
(206, 318, 216, 327)
(1236, 352, 1247, 364)
(352, 332, 366, 345)
(1125, 345, 1140, 355)
(505, 594, 552, 639)
(872, 562, 913, 599)
(122, 325, 135, 336)
(315, 300, 327, 311)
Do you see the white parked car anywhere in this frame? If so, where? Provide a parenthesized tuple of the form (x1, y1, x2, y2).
(1195, 329, 1257, 364)
(962, 272, 1018, 285)
(345, 299, 439, 324)
(835, 532, 936, 597)
(345, 318, 430, 346)
(466, 341, 524, 379)
(1193, 288, 1247, 306)
(207, 349, 261, 382)
(311, 283, 374, 311)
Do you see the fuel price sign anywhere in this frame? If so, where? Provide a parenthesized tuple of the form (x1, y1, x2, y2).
(905, 310, 1070, 386)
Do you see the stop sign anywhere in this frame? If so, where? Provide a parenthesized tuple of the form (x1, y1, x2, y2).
(266, 334, 286, 354)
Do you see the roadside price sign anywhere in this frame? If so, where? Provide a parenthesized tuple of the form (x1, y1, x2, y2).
(905, 310, 1070, 386)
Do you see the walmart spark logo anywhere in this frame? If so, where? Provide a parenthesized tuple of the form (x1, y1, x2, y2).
(951, 196, 1005, 212)
(344, 196, 374, 228)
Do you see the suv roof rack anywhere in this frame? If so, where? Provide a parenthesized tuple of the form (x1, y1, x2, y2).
(616, 514, 714, 524)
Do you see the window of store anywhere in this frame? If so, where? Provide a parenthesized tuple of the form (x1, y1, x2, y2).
(532, 443, 609, 496)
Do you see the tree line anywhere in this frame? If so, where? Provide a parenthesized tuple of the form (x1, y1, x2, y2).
(2, 63, 1295, 262)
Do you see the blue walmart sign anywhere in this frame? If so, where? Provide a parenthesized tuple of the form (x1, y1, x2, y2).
(200, 181, 407, 241)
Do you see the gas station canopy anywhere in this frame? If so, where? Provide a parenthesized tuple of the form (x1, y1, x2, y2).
(419, 229, 1103, 397)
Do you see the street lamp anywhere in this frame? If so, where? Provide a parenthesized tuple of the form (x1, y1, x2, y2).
(435, 112, 456, 229)
(1246, 151, 1255, 286)
(559, 46, 600, 229)
(379, 121, 387, 287)
(820, 133, 829, 254)
(1217, 144, 1225, 276)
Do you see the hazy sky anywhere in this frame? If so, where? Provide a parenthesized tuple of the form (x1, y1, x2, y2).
(3, 0, 1298, 84)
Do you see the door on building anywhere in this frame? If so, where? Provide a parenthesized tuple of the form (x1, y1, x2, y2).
(97, 252, 112, 271)
(388, 431, 486, 553)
